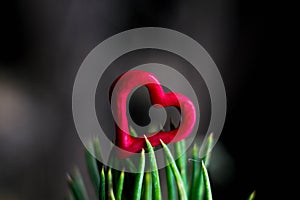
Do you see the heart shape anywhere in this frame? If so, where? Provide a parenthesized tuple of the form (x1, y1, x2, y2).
(110, 70, 196, 158)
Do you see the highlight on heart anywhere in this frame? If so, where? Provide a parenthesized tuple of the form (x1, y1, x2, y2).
(109, 70, 196, 158)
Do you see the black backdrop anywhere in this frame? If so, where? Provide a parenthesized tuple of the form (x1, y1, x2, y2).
(0, 0, 272, 199)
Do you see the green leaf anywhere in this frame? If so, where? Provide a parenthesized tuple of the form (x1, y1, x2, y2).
(195, 133, 214, 200)
(195, 168, 204, 200)
(100, 166, 106, 200)
(66, 175, 79, 200)
(130, 126, 138, 137)
(85, 147, 100, 197)
(133, 149, 145, 200)
(189, 144, 200, 199)
(143, 173, 152, 200)
(202, 133, 214, 166)
(247, 191, 256, 200)
(116, 170, 125, 200)
(108, 168, 116, 200)
(201, 161, 212, 200)
(174, 140, 188, 192)
(161, 140, 188, 200)
(67, 168, 89, 200)
(145, 137, 162, 200)
(165, 162, 176, 200)
(93, 137, 102, 161)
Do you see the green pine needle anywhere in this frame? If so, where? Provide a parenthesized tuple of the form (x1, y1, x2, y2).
(161, 140, 188, 200)
(100, 166, 106, 200)
(133, 149, 145, 200)
(174, 141, 188, 192)
(66, 174, 80, 200)
(195, 169, 204, 200)
(67, 134, 254, 200)
(201, 161, 213, 200)
(197, 133, 214, 200)
(143, 173, 152, 200)
(203, 133, 214, 166)
(66, 168, 89, 200)
(108, 168, 116, 200)
(93, 138, 102, 161)
(189, 143, 200, 199)
(130, 126, 138, 137)
(85, 148, 100, 197)
(116, 170, 125, 200)
(145, 137, 162, 200)
(165, 161, 176, 200)
(247, 191, 256, 200)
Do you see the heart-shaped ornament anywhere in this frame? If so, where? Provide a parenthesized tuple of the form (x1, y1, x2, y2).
(110, 70, 196, 158)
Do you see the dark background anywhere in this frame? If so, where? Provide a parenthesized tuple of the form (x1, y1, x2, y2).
(0, 0, 270, 199)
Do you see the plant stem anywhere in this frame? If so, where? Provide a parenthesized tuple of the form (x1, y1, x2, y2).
(161, 140, 187, 200)
(108, 168, 115, 200)
(201, 161, 212, 200)
(85, 148, 100, 197)
(116, 170, 125, 200)
(145, 137, 162, 200)
(165, 162, 176, 200)
(247, 191, 256, 200)
(189, 144, 200, 199)
(133, 149, 145, 200)
(67, 168, 89, 200)
(100, 166, 106, 200)
(175, 141, 188, 192)
(143, 173, 152, 200)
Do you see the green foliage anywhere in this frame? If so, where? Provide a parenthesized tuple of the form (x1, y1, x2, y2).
(143, 173, 152, 200)
(67, 135, 255, 200)
(85, 147, 100, 197)
(100, 166, 105, 200)
(248, 191, 256, 200)
(174, 140, 188, 192)
(116, 171, 125, 200)
(66, 168, 89, 200)
(201, 161, 212, 200)
(161, 140, 187, 200)
(145, 137, 161, 200)
(133, 149, 145, 200)
(165, 160, 176, 200)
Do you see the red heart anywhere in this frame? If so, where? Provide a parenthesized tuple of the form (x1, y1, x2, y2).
(110, 70, 196, 158)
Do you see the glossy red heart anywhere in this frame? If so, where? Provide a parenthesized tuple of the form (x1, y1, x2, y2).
(110, 70, 196, 158)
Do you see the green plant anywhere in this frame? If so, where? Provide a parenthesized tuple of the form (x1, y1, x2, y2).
(66, 133, 255, 200)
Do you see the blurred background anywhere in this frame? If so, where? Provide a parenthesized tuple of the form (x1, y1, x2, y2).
(0, 0, 267, 199)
